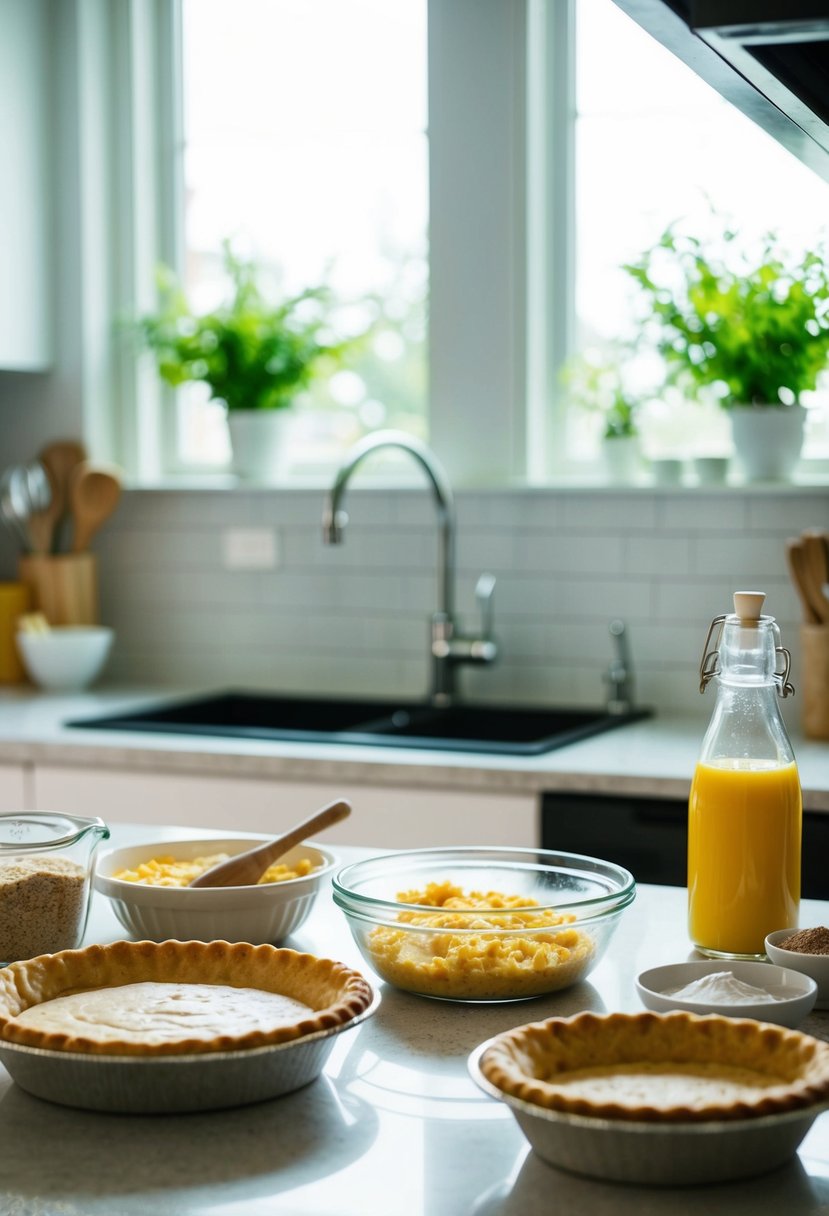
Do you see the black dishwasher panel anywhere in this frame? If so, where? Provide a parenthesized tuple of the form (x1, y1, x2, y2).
(542, 792, 829, 900)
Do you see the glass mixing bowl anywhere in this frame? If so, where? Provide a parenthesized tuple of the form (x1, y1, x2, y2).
(332, 846, 635, 1002)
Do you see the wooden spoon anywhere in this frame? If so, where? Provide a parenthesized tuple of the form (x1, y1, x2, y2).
(188, 799, 351, 888)
(38, 440, 86, 551)
(69, 463, 122, 553)
(786, 537, 828, 624)
(26, 460, 61, 554)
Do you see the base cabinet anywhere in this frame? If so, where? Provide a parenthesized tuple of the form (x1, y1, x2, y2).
(31, 765, 538, 848)
(0, 764, 27, 810)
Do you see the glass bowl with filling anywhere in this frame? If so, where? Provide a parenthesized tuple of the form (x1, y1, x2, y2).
(332, 846, 635, 1002)
(94, 836, 337, 944)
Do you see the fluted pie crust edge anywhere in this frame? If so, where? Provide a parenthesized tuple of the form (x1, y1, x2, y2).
(0, 939, 374, 1056)
(479, 1010, 829, 1123)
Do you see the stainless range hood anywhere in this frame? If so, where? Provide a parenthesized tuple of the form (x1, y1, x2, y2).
(612, 1, 829, 182)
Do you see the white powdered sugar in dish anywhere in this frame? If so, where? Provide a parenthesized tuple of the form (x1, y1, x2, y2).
(667, 971, 782, 1004)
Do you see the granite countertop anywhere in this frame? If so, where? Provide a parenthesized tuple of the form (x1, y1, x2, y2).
(0, 685, 828, 808)
(2, 824, 829, 1216)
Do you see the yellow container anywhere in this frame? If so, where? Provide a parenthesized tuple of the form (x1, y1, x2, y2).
(0, 583, 30, 683)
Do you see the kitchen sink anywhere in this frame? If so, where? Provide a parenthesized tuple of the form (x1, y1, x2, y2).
(68, 691, 650, 756)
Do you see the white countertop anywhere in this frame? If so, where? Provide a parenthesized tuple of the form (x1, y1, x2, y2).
(2, 823, 829, 1216)
(1, 685, 829, 808)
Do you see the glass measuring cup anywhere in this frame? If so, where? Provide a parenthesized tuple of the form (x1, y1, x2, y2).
(0, 812, 110, 963)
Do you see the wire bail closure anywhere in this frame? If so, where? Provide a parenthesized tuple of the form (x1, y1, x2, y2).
(698, 614, 795, 698)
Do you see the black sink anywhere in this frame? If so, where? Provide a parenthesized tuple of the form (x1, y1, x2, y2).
(68, 691, 650, 756)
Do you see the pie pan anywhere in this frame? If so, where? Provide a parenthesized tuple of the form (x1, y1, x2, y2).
(0, 939, 379, 1112)
(468, 1010, 829, 1185)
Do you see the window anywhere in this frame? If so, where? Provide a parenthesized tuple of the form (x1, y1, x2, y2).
(570, 0, 829, 466)
(112, 0, 829, 484)
(168, 0, 428, 473)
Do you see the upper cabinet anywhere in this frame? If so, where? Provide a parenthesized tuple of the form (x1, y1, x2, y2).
(0, 0, 52, 370)
(612, 0, 829, 185)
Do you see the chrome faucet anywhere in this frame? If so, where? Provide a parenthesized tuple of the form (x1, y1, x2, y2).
(321, 430, 497, 706)
(604, 618, 635, 714)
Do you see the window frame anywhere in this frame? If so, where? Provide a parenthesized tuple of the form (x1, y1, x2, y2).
(99, 0, 829, 488)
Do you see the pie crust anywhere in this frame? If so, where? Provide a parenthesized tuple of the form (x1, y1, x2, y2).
(479, 1010, 829, 1123)
(0, 939, 373, 1057)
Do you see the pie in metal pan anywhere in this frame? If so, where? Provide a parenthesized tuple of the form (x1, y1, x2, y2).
(0, 939, 378, 1112)
(469, 1010, 829, 1185)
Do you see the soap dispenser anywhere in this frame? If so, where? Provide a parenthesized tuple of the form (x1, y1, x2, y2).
(688, 591, 802, 959)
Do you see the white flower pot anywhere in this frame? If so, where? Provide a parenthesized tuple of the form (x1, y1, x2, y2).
(226, 410, 294, 483)
(729, 405, 806, 483)
(602, 436, 643, 484)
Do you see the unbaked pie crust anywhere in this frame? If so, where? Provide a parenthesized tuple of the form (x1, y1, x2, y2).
(479, 1010, 829, 1122)
(0, 939, 373, 1057)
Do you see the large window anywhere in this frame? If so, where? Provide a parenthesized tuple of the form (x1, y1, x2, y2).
(571, 0, 829, 465)
(174, 0, 428, 472)
(122, 0, 829, 483)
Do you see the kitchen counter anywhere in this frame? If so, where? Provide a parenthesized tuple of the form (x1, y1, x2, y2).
(1, 685, 829, 808)
(2, 823, 829, 1216)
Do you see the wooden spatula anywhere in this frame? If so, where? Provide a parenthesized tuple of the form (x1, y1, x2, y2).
(188, 800, 351, 888)
(69, 463, 122, 553)
(38, 440, 86, 552)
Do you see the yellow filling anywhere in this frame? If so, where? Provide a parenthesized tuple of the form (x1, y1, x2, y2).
(113, 854, 315, 887)
(367, 880, 594, 999)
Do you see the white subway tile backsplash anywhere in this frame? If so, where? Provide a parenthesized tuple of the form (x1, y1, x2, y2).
(97, 485, 824, 715)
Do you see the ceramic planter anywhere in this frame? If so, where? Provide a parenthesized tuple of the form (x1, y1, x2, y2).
(602, 436, 643, 484)
(226, 410, 294, 482)
(729, 405, 806, 483)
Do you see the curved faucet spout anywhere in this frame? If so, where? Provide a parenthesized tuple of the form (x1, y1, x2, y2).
(322, 430, 456, 619)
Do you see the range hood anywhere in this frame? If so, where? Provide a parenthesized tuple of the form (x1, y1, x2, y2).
(612, 1, 829, 183)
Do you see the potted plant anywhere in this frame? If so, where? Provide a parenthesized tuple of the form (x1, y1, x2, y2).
(139, 244, 367, 481)
(564, 346, 646, 482)
(623, 218, 829, 481)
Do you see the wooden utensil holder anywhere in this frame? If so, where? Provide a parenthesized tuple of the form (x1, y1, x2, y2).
(801, 624, 829, 741)
(18, 554, 99, 626)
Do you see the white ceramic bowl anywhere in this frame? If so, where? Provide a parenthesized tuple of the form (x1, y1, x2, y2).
(94, 837, 337, 944)
(17, 626, 114, 690)
(636, 960, 817, 1028)
(766, 929, 829, 1010)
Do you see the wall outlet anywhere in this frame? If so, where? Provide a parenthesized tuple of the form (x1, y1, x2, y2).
(222, 527, 279, 570)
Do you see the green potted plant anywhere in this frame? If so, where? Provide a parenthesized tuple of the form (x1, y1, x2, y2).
(623, 219, 829, 481)
(139, 244, 366, 480)
(564, 346, 646, 482)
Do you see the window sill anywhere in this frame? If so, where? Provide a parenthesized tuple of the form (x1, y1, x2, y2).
(126, 470, 829, 495)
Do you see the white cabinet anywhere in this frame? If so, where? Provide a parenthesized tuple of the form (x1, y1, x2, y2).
(31, 765, 539, 848)
(0, 763, 28, 810)
(0, 0, 51, 370)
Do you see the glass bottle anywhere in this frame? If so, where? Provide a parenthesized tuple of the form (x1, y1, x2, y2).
(688, 592, 802, 959)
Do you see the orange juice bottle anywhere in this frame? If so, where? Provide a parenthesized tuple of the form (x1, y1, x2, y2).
(689, 592, 801, 959)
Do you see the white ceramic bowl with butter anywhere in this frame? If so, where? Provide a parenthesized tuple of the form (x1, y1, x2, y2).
(766, 929, 829, 1010)
(17, 626, 114, 690)
(636, 959, 817, 1028)
(94, 836, 337, 944)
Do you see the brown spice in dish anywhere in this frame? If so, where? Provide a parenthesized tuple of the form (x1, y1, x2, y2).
(0, 855, 86, 963)
(779, 926, 829, 955)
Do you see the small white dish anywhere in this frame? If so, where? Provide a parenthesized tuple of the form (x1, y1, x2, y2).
(766, 929, 829, 1011)
(636, 960, 816, 1028)
(16, 626, 114, 690)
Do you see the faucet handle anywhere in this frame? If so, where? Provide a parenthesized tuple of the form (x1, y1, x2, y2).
(475, 572, 496, 637)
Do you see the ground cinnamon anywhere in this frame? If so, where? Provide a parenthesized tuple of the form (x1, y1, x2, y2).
(779, 926, 829, 955)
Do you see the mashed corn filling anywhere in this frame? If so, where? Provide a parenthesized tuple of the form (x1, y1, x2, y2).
(367, 880, 594, 999)
(113, 854, 315, 887)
